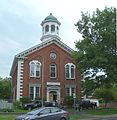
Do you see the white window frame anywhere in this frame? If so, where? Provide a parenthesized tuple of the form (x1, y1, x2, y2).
(29, 85, 40, 100)
(66, 87, 75, 96)
(30, 60, 41, 78)
(50, 64, 57, 78)
(65, 63, 76, 79)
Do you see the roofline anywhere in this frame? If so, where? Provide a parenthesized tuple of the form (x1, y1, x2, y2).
(10, 38, 74, 76)
(41, 20, 61, 26)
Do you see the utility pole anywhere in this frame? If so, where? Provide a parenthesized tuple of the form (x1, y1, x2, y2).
(73, 93, 76, 113)
(41, 57, 44, 107)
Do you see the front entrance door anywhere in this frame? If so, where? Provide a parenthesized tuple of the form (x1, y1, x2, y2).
(49, 91, 57, 102)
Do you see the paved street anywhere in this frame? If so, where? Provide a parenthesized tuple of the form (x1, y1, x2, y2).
(80, 115, 117, 120)
(75, 111, 117, 120)
(96, 117, 117, 120)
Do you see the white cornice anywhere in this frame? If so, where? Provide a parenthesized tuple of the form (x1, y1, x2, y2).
(16, 38, 73, 58)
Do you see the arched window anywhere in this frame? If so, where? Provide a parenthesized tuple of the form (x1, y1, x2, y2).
(30, 62, 35, 77)
(65, 63, 75, 79)
(51, 25, 55, 32)
(36, 63, 41, 77)
(71, 65, 75, 78)
(45, 25, 49, 32)
(65, 65, 70, 79)
(50, 64, 56, 78)
(30, 61, 41, 77)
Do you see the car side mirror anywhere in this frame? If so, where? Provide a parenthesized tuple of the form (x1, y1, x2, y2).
(37, 113, 43, 116)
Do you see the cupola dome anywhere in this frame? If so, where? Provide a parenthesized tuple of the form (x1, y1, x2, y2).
(41, 13, 61, 42)
(41, 13, 61, 26)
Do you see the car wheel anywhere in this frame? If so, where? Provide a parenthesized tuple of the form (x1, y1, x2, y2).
(60, 118, 66, 120)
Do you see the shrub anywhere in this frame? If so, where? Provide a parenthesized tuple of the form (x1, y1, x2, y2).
(13, 100, 22, 109)
(0, 108, 14, 112)
(64, 95, 74, 107)
(20, 97, 31, 104)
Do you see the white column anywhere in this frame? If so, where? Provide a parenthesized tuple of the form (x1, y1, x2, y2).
(70, 88, 72, 96)
(58, 92, 60, 104)
(47, 91, 49, 102)
(33, 86, 36, 100)
(16, 59, 23, 100)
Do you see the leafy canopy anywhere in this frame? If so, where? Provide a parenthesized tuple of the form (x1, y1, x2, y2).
(73, 7, 116, 86)
(0, 77, 11, 99)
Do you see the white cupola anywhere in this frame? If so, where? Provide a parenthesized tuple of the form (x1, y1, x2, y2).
(41, 13, 61, 42)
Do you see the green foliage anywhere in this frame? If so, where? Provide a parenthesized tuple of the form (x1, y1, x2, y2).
(13, 100, 22, 109)
(35, 96, 43, 100)
(0, 77, 11, 99)
(64, 95, 74, 107)
(94, 87, 117, 108)
(0, 108, 14, 112)
(20, 97, 31, 104)
(81, 79, 96, 97)
(73, 7, 116, 90)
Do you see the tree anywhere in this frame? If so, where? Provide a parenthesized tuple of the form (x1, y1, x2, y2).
(73, 7, 116, 87)
(0, 77, 11, 99)
(81, 79, 96, 97)
(94, 87, 117, 108)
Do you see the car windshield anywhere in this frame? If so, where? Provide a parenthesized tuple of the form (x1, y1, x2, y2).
(27, 108, 43, 115)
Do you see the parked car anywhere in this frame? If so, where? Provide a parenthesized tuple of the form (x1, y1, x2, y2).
(16, 107, 70, 120)
(79, 99, 99, 109)
(22, 100, 42, 110)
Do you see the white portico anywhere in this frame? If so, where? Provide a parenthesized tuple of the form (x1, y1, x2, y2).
(46, 82, 61, 103)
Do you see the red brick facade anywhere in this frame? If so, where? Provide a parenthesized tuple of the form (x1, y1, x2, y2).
(10, 14, 81, 104)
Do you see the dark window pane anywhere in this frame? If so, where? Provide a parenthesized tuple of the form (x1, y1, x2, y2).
(45, 25, 49, 32)
(66, 65, 70, 79)
(50, 64, 56, 78)
(51, 25, 55, 32)
(30, 87, 34, 99)
(30, 62, 35, 77)
(36, 87, 39, 98)
(71, 65, 75, 79)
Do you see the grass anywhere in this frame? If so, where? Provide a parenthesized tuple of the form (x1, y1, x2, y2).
(0, 108, 117, 120)
(0, 115, 17, 120)
(83, 108, 117, 115)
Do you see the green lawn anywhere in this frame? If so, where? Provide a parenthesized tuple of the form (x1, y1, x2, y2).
(0, 115, 17, 120)
(83, 108, 117, 115)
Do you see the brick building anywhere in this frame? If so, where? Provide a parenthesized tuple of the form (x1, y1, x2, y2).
(10, 13, 80, 104)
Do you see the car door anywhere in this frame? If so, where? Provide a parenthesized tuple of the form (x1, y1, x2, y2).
(50, 107, 61, 120)
(36, 108, 52, 120)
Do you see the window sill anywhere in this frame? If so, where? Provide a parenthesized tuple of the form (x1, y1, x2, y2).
(30, 76, 40, 79)
(66, 78, 75, 80)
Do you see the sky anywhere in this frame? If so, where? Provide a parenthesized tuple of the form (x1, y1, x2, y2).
(0, 0, 116, 78)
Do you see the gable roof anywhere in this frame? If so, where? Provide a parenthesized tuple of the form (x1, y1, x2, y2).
(10, 38, 74, 76)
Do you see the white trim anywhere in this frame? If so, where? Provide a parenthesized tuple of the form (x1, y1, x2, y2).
(50, 64, 56, 78)
(20, 89, 23, 92)
(29, 60, 41, 78)
(33, 86, 36, 99)
(47, 82, 60, 86)
(15, 39, 73, 58)
(16, 59, 24, 100)
(29, 84, 41, 100)
(65, 63, 76, 79)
